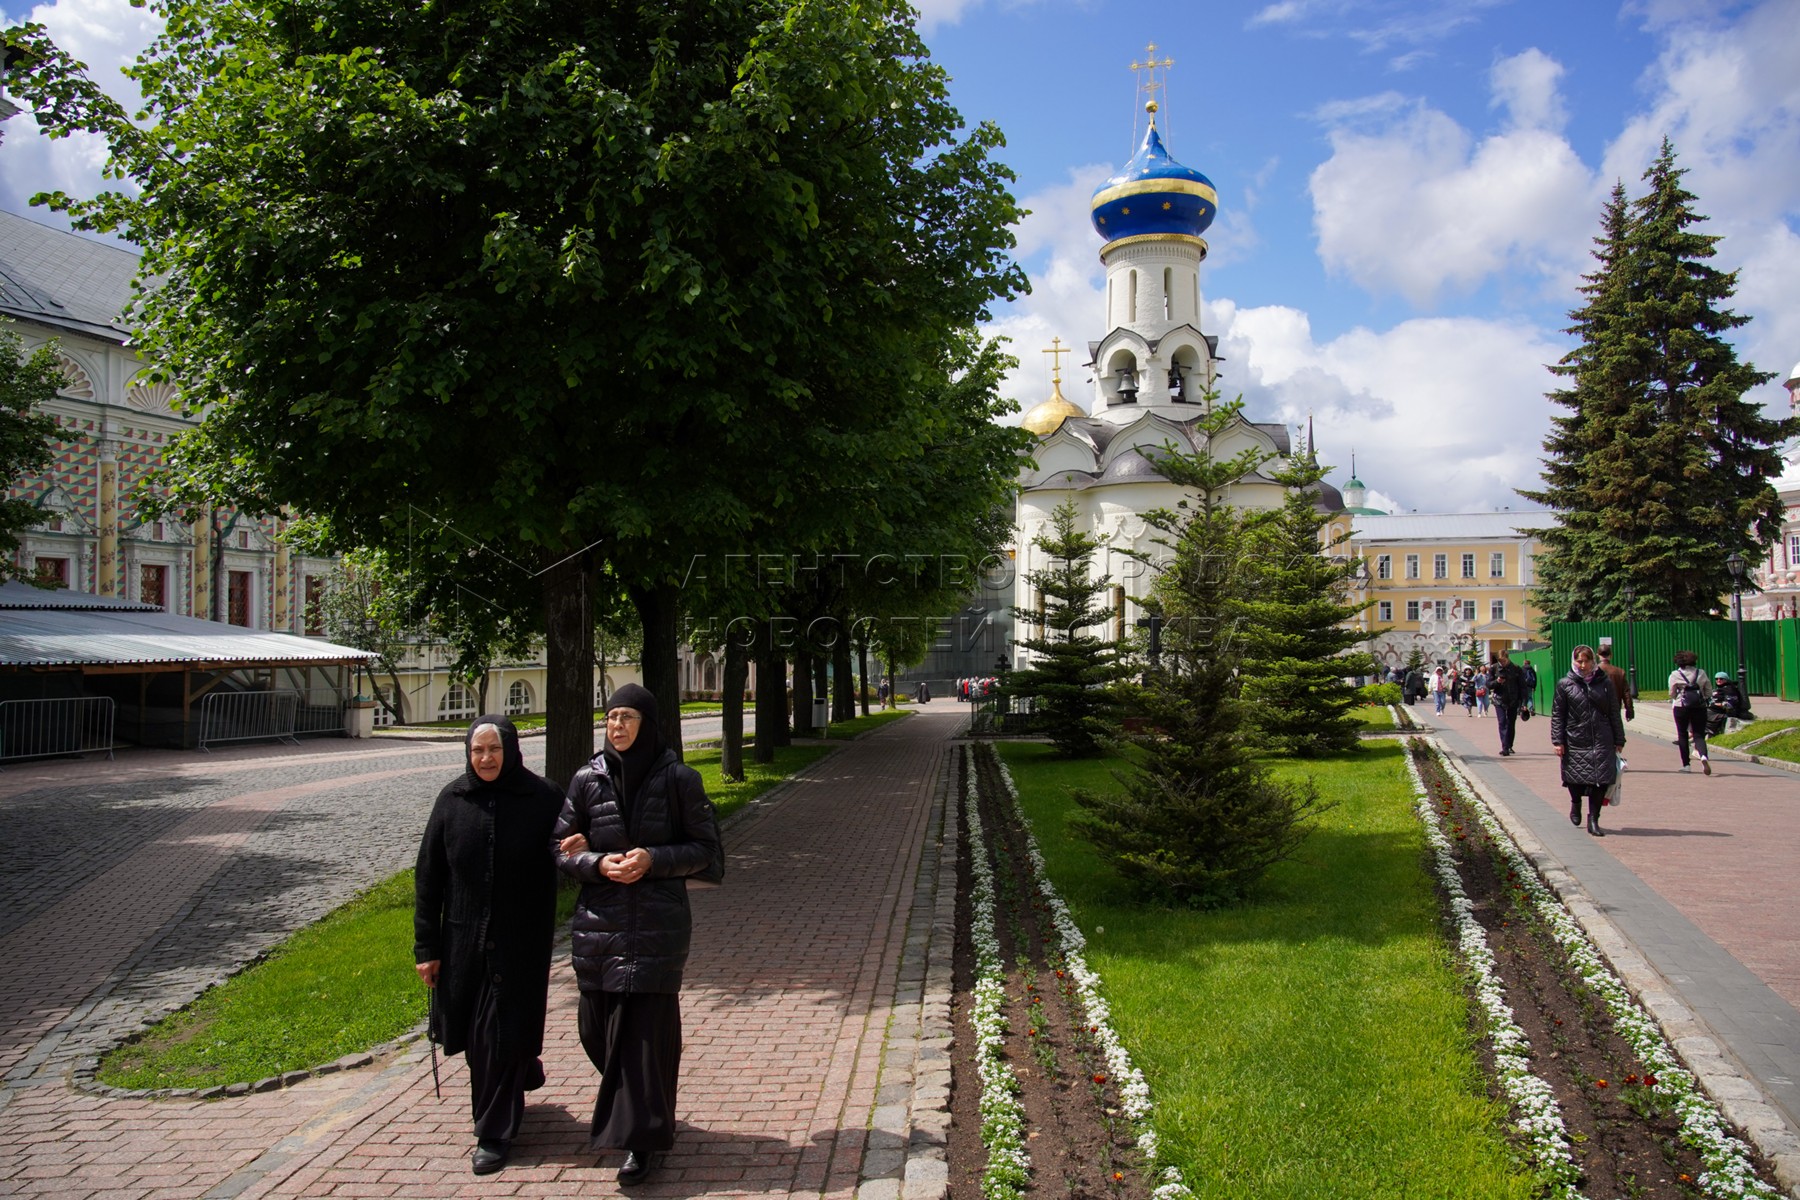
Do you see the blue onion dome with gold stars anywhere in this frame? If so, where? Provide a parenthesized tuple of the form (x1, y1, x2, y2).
(1090, 121, 1217, 248)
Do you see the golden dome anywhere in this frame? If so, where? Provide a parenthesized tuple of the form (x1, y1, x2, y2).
(1021, 378, 1086, 436)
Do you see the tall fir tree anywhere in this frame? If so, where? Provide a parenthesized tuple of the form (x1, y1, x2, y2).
(1070, 393, 1331, 909)
(1008, 497, 1120, 757)
(1524, 141, 1795, 621)
(1237, 455, 1379, 756)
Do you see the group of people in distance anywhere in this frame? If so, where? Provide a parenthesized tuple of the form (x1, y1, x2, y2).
(1413, 645, 1750, 839)
(412, 685, 724, 1183)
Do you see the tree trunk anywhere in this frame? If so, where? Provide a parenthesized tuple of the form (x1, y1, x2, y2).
(832, 631, 854, 722)
(475, 671, 490, 715)
(543, 551, 596, 789)
(793, 642, 815, 736)
(721, 639, 747, 781)
(629, 580, 684, 763)
(857, 627, 870, 716)
(753, 641, 786, 764)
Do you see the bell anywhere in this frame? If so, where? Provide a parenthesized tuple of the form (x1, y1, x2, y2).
(1116, 366, 1138, 402)
(1168, 366, 1185, 401)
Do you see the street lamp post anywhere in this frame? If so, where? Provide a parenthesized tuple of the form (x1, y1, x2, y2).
(1620, 583, 1638, 699)
(1727, 550, 1748, 695)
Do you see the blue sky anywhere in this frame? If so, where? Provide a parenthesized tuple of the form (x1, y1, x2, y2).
(4, 0, 1799, 513)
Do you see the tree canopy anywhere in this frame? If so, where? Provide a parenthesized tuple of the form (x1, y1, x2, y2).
(1523, 141, 1795, 623)
(0, 321, 60, 584)
(7, 0, 1027, 781)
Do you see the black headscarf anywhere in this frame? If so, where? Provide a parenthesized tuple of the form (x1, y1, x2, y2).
(463, 714, 539, 796)
(602, 683, 664, 805)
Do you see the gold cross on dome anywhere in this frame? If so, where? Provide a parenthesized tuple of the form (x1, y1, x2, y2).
(1042, 336, 1071, 383)
(1130, 42, 1174, 113)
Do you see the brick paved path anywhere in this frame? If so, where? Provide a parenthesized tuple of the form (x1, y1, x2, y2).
(0, 707, 962, 1198)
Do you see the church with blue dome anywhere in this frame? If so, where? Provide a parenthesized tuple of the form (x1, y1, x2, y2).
(1012, 58, 1298, 648)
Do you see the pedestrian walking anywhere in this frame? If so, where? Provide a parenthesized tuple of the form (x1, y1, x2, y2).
(1490, 650, 1526, 756)
(1668, 650, 1713, 774)
(1552, 645, 1627, 837)
(1432, 666, 1448, 715)
(1596, 644, 1634, 722)
(414, 716, 565, 1176)
(1472, 665, 1492, 717)
(1461, 667, 1477, 717)
(554, 684, 725, 1185)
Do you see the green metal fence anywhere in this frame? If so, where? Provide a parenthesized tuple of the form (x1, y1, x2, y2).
(1547, 620, 1779, 696)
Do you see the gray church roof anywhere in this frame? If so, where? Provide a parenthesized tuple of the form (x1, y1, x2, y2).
(0, 209, 140, 343)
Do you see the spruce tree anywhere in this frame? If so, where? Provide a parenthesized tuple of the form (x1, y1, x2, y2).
(1238, 456, 1379, 756)
(1069, 394, 1332, 908)
(1524, 142, 1796, 621)
(1008, 497, 1119, 757)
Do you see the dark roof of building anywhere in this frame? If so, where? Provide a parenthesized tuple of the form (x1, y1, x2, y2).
(0, 209, 140, 342)
(0, 581, 376, 669)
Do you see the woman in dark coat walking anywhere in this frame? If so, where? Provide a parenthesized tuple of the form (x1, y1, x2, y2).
(414, 715, 564, 1175)
(1551, 644, 1627, 837)
(555, 683, 722, 1186)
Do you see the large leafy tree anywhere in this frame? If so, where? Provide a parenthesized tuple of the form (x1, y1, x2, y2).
(1237, 455, 1377, 757)
(0, 322, 60, 584)
(1071, 395, 1332, 908)
(6, 0, 1024, 784)
(1008, 496, 1120, 757)
(1524, 142, 1795, 622)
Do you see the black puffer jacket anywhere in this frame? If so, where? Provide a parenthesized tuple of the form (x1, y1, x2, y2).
(554, 748, 721, 994)
(1551, 669, 1625, 788)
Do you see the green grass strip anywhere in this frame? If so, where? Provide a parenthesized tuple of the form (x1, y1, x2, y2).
(1351, 704, 1395, 730)
(1711, 718, 1800, 750)
(99, 742, 832, 1091)
(824, 710, 912, 740)
(995, 741, 1533, 1200)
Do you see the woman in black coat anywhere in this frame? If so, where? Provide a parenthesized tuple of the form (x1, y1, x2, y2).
(414, 715, 564, 1176)
(555, 683, 722, 1186)
(1551, 644, 1627, 837)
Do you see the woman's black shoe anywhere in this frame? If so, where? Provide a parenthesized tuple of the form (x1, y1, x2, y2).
(1569, 802, 1582, 826)
(1586, 816, 1605, 837)
(618, 1152, 657, 1185)
(472, 1139, 510, 1175)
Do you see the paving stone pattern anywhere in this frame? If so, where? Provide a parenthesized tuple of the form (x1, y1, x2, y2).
(0, 709, 964, 1199)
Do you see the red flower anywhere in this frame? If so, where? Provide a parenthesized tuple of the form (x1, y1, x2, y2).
(1595, 1079, 1608, 1088)
(1092, 1074, 1106, 1084)
(1624, 1074, 1639, 1085)
(1643, 1074, 1657, 1087)
(1112, 1173, 1124, 1182)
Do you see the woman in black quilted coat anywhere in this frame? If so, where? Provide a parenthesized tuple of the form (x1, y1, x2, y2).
(1551, 644, 1627, 837)
(554, 683, 721, 1186)
(414, 715, 564, 1176)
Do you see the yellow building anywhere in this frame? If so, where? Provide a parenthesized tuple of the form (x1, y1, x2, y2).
(1332, 510, 1560, 670)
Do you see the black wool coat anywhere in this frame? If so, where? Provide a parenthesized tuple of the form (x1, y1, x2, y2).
(1551, 669, 1626, 788)
(554, 748, 722, 995)
(413, 771, 563, 1058)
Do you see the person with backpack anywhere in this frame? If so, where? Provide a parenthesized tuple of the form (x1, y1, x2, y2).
(1667, 649, 1713, 775)
(1490, 650, 1527, 756)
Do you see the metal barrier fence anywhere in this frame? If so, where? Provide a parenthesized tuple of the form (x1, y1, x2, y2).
(0, 697, 116, 764)
(294, 700, 348, 737)
(198, 689, 301, 752)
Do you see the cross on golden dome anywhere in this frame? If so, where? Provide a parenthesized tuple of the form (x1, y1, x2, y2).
(1042, 336, 1071, 383)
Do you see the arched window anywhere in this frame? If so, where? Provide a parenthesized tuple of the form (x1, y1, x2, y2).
(701, 657, 718, 692)
(438, 683, 476, 723)
(506, 680, 533, 716)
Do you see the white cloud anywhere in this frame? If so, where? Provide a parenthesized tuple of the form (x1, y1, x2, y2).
(1309, 94, 1597, 306)
(1210, 298, 1567, 513)
(910, 0, 988, 30)
(1489, 48, 1567, 132)
(0, 0, 160, 218)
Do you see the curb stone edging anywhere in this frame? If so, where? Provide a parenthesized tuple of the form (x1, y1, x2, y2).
(1427, 734, 1800, 1200)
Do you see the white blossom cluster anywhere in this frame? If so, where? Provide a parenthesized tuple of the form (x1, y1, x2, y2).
(1426, 743, 1781, 1200)
(983, 746, 1196, 1200)
(1403, 746, 1586, 1198)
(963, 745, 1031, 1200)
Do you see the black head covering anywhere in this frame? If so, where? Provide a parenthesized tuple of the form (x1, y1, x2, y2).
(464, 714, 537, 795)
(602, 684, 664, 805)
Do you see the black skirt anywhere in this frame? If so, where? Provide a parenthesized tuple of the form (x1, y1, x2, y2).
(578, 991, 682, 1152)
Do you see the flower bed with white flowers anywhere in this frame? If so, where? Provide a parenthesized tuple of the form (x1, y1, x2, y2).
(1408, 737, 1781, 1200)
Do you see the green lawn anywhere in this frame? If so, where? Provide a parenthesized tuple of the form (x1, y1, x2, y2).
(995, 741, 1533, 1200)
(1711, 718, 1800, 750)
(1351, 704, 1395, 730)
(824, 710, 912, 739)
(98, 741, 833, 1091)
